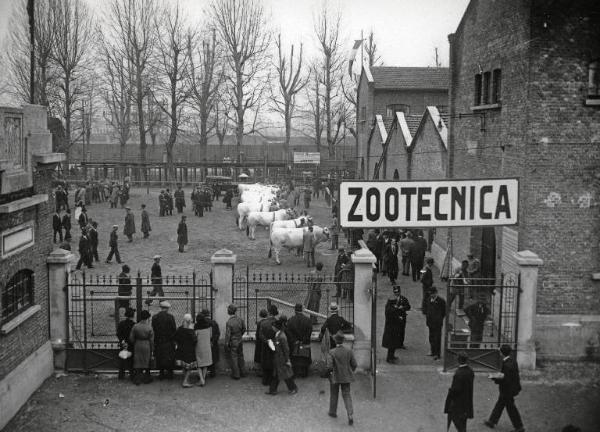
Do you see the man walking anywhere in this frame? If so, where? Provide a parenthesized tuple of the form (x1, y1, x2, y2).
(382, 285, 411, 363)
(444, 352, 474, 432)
(484, 345, 525, 432)
(146, 255, 164, 306)
(327, 331, 357, 426)
(75, 229, 93, 270)
(287, 303, 313, 378)
(152, 301, 177, 380)
(141, 204, 151, 239)
(224, 304, 246, 380)
(53, 209, 63, 243)
(177, 215, 188, 252)
(106, 225, 122, 264)
(124, 207, 135, 242)
(425, 287, 446, 360)
(303, 226, 315, 267)
(266, 318, 298, 395)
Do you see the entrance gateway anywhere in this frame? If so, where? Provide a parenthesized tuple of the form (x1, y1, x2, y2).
(339, 178, 520, 373)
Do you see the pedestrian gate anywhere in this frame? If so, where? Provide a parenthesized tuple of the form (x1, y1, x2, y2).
(444, 273, 520, 371)
(64, 270, 213, 372)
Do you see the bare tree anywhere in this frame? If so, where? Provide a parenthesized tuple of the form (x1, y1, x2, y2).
(214, 96, 231, 147)
(107, 0, 158, 181)
(270, 34, 307, 159)
(364, 30, 381, 68)
(49, 0, 96, 165)
(301, 64, 324, 152)
(153, 2, 194, 181)
(209, 0, 271, 147)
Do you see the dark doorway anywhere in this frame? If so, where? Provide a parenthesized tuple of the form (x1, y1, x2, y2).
(480, 227, 496, 279)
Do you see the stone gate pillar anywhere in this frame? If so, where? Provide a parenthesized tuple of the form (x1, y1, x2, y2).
(47, 248, 74, 370)
(211, 249, 236, 340)
(515, 250, 543, 370)
(351, 246, 377, 371)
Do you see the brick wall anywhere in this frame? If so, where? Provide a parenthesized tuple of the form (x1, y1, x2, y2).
(372, 89, 448, 119)
(409, 113, 447, 181)
(383, 124, 410, 180)
(0, 169, 54, 379)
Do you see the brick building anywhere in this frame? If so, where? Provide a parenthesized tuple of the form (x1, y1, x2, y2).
(437, 0, 600, 360)
(357, 65, 449, 179)
(0, 105, 65, 428)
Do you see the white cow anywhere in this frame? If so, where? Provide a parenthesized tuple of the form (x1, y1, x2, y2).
(246, 208, 295, 239)
(270, 215, 311, 230)
(236, 201, 278, 230)
(268, 225, 330, 265)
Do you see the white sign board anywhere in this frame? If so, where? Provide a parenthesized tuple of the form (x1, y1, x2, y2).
(340, 179, 519, 228)
(293, 152, 320, 164)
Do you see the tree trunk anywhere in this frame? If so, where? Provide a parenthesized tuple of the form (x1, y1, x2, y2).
(284, 104, 291, 163)
(136, 67, 147, 182)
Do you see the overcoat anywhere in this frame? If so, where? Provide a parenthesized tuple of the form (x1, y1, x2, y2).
(177, 221, 188, 245)
(444, 364, 474, 419)
(129, 321, 154, 369)
(382, 295, 411, 349)
(273, 331, 293, 380)
(152, 310, 177, 368)
(141, 210, 151, 233)
(124, 213, 135, 236)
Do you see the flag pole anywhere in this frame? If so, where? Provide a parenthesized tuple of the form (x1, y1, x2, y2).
(361, 29, 364, 70)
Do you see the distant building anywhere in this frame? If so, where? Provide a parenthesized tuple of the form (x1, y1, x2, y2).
(0, 105, 65, 428)
(356, 65, 449, 179)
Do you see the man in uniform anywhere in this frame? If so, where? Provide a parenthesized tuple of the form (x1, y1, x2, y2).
(444, 352, 474, 432)
(319, 303, 352, 348)
(224, 304, 246, 380)
(174, 184, 186, 213)
(106, 225, 122, 264)
(425, 287, 446, 360)
(124, 207, 135, 242)
(146, 255, 164, 305)
(287, 303, 313, 378)
(177, 215, 188, 252)
(382, 285, 411, 363)
(152, 301, 177, 380)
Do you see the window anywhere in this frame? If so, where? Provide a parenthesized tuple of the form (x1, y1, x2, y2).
(482, 71, 491, 104)
(360, 107, 367, 122)
(474, 74, 482, 105)
(588, 60, 600, 99)
(1, 269, 34, 325)
(386, 104, 410, 118)
(492, 69, 502, 103)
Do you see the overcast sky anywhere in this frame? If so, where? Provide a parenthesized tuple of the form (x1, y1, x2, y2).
(0, 0, 469, 67)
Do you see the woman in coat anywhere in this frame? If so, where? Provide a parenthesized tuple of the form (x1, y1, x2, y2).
(194, 313, 213, 387)
(174, 314, 198, 387)
(265, 318, 298, 395)
(129, 310, 154, 385)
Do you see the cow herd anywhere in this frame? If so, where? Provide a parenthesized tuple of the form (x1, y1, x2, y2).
(235, 183, 330, 265)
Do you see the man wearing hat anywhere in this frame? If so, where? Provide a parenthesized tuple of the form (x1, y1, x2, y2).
(124, 207, 135, 242)
(146, 255, 163, 306)
(106, 225, 122, 264)
(319, 303, 352, 348)
(117, 265, 132, 314)
(177, 215, 188, 252)
(116, 307, 136, 380)
(382, 285, 411, 363)
(444, 352, 474, 432)
(141, 204, 151, 239)
(152, 300, 177, 380)
(327, 330, 357, 425)
(425, 287, 446, 360)
(287, 304, 313, 378)
(224, 304, 246, 380)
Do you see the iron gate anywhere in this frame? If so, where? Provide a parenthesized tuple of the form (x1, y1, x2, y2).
(232, 266, 354, 333)
(65, 270, 213, 372)
(444, 273, 520, 371)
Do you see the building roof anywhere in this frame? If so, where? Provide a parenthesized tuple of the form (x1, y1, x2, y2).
(370, 66, 449, 90)
(404, 115, 422, 137)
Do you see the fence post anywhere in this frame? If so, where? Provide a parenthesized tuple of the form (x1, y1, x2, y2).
(211, 249, 237, 366)
(514, 250, 543, 370)
(351, 246, 377, 371)
(47, 248, 74, 370)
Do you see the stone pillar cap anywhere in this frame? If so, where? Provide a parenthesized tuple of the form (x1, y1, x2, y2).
(351, 247, 377, 264)
(211, 248, 237, 264)
(47, 248, 74, 264)
(514, 250, 543, 266)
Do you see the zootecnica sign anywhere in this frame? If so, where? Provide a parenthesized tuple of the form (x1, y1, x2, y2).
(339, 179, 519, 228)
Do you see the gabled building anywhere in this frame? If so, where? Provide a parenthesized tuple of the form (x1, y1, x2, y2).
(357, 65, 449, 178)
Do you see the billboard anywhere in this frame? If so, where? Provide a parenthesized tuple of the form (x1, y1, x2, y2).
(293, 152, 321, 164)
(339, 179, 519, 228)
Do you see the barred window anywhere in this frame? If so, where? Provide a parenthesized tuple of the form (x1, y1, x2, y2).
(1, 269, 34, 325)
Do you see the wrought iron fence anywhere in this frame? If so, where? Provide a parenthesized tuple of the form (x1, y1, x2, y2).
(232, 267, 354, 333)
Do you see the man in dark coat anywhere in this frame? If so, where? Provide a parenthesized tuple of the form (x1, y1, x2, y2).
(62, 209, 72, 241)
(117, 264, 132, 312)
(177, 215, 188, 252)
(485, 345, 524, 432)
(106, 225, 122, 264)
(224, 304, 246, 380)
(409, 231, 427, 281)
(266, 318, 298, 395)
(223, 189, 233, 210)
(158, 190, 166, 217)
(78, 206, 89, 231)
(174, 185, 185, 213)
(146, 255, 164, 305)
(319, 303, 352, 348)
(382, 285, 411, 363)
(75, 229, 93, 270)
(327, 331, 357, 426)
(152, 301, 177, 380)
(399, 231, 414, 276)
(165, 189, 174, 215)
(444, 352, 474, 432)
(53, 210, 63, 243)
(124, 207, 135, 242)
(383, 238, 399, 285)
(425, 287, 446, 360)
(333, 249, 350, 298)
(201, 308, 220, 378)
(287, 304, 313, 378)
(465, 299, 490, 348)
(421, 257, 435, 314)
(116, 307, 136, 380)
(258, 305, 278, 385)
(141, 204, 151, 239)
(88, 221, 99, 263)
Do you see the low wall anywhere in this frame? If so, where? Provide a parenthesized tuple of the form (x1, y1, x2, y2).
(0, 341, 54, 430)
(536, 314, 600, 361)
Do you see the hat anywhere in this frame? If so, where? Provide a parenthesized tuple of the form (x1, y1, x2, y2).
(392, 285, 400, 294)
(294, 303, 303, 312)
(140, 310, 151, 320)
(329, 302, 338, 313)
(159, 300, 171, 308)
(333, 331, 345, 344)
(124, 307, 135, 318)
(153, 255, 161, 259)
(112, 224, 118, 228)
(125, 207, 131, 210)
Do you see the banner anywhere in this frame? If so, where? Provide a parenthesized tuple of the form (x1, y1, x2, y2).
(339, 179, 519, 228)
(293, 152, 321, 164)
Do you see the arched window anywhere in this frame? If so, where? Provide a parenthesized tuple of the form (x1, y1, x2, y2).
(1, 269, 34, 325)
(589, 60, 599, 98)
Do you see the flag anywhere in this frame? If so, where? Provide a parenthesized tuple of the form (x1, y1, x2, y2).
(348, 39, 363, 77)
